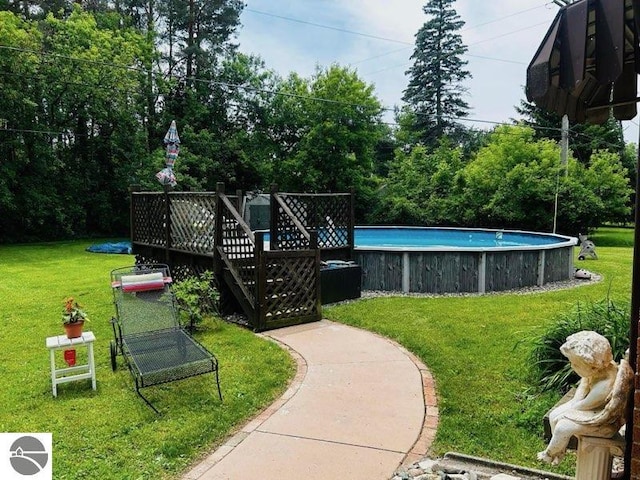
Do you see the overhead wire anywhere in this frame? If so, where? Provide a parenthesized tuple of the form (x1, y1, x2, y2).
(244, 8, 413, 46)
(461, 3, 552, 32)
(363, 52, 527, 77)
(2, 3, 557, 109)
(0, 42, 597, 141)
(246, 2, 554, 71)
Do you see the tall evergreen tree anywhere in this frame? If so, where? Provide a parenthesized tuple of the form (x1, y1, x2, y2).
(402, 0, 471, 147)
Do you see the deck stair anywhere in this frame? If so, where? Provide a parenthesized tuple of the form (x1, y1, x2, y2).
(214, 184, 321, 331)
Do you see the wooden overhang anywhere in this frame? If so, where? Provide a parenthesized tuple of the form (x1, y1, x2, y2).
(526, 0, 640, 124)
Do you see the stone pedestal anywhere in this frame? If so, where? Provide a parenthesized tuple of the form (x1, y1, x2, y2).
(575, 434, 624, 480)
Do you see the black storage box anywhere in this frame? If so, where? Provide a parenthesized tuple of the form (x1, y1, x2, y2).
(320, 262, 362, 304)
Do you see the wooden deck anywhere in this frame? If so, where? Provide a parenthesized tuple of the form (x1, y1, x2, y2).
(130, 184, 355, 331)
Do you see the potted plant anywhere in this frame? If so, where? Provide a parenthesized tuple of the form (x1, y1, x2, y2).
(62, 297, 89, 339)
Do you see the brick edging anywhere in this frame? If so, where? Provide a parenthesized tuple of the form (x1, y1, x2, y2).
(385, 340, 439, 469)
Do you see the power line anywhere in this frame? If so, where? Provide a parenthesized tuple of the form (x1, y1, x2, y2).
(363, 51, 526, 76)
(466, 21, 551, 47)
(0, 44, 580, 139)
(461, 2, 553, 32)
(244, 8, 413, 46)
(247, 3, 555, 70)
(0, 44, 143, 74)
(248, 2, 554, 47)
(0, 44, 384, 109)
(0, 126, 85, 136)
(466, 53, 526, 66)
(349, 46, 411, 67)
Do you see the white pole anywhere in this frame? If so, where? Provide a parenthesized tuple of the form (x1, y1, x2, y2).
(553, 115, 569, 233)
(561, 114, 569, 176)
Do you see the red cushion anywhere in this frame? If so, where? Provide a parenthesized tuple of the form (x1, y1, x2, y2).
(122, 280, 165, 293)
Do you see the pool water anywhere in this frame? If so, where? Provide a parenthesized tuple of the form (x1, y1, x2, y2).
(354, 227, 571, 250)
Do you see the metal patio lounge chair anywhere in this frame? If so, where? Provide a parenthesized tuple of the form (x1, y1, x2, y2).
(109, 264, 222, 413)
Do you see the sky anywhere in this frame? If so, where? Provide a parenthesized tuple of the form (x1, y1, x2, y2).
(235, 0, 640, 144)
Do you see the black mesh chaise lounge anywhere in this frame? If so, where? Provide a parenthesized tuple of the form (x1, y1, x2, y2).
(109, 264, 222, 413)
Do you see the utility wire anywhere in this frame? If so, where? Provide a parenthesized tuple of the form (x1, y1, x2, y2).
(467, 21, 551, 47)
(244, 8, 413, 45)
(247, 2, 554, 45)
(247, 3, 554, 70)
(364, 52, 526, 76)
(466, 53, 526, 66)
(0, 126, 85, 136)
(349, 46, 411, 67)
(0, 45, 380, 109)
(461, 3, 552, 31)
(0, 44, 576, 138)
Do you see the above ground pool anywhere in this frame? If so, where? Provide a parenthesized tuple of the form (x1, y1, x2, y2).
(352, 227, 577, 294)
(354, 226, 574, 250)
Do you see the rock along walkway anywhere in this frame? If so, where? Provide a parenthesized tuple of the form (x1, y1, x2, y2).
(183, 319, 437, 480)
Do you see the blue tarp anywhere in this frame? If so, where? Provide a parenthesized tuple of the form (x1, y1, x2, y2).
(86, 242, 132, 254)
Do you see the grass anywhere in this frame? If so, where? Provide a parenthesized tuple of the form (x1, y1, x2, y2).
(324, 226, 634, 475)
(1, 228, 633, 477)
(0, 240, 294, 479)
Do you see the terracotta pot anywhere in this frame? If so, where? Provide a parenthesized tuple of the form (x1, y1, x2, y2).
(64, 321, 84, 339)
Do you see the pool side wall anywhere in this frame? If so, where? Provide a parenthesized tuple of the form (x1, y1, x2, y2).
(355, 246, 574, 294)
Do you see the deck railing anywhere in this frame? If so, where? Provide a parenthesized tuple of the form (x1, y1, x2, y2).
(270, 185, 354, 260)
(215, 185, 258, 310)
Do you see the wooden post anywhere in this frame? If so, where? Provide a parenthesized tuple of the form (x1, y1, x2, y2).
(270, 183, 278, 251)
(163, 185, 171, 263)
(348, 186, 356, 260)
(255, 231, 265, 331)
(310, 230, 322, 320)
(235, 189, 243, 214)
(128, 185, 140, 250)
(214, 183, 225, 274)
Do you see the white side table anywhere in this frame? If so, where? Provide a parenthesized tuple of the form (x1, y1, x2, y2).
(46, 331, 96, 397)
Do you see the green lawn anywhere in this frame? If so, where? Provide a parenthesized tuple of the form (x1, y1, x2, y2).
(325, 227, 634, 474)
(1, 229, 633, 477)
(0, 241, 294, 479)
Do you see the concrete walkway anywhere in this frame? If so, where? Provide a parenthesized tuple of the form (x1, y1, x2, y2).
(183, 320, 438, 480)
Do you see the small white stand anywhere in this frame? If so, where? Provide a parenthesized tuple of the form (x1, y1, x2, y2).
(575, 434, 624, 480)
(46, 331, 96, 397)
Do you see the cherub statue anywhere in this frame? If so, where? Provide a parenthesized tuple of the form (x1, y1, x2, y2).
(537, 331, 633, 465)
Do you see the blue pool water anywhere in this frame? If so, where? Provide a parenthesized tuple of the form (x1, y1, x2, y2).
(354, 227, 574, 250)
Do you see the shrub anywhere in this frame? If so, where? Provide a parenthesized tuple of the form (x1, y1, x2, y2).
(173, 271, 220, 328)
(526, 297, 629, 393)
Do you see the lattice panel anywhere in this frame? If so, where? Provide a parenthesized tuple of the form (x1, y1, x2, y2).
(262, 254, 319, 323)
(170, 263, 211, 283)
(274, 199, 310, 250)
(218, 201, 257, 305)
(279, 193, 351, 249)
(132, 193, 167, 246)
(135, 253, 212, 284)
(169, 193, 217, 254)
(135, 253, 162, 268)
